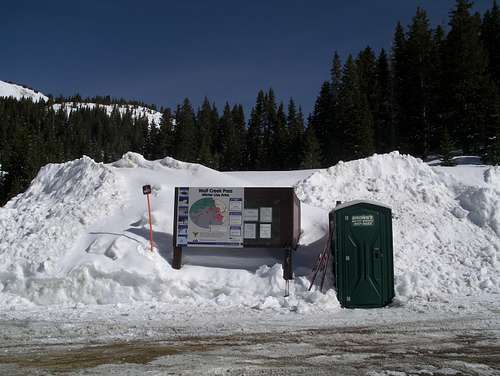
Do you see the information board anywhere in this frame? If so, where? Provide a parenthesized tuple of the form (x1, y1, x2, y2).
(176, 187, 244, 248)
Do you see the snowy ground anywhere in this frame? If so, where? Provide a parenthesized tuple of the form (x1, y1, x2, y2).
(0, 152, 499, 374)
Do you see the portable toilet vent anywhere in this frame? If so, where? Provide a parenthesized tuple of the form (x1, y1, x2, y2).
(330, 200, 395, 308)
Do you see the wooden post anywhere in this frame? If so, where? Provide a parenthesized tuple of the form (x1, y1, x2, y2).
(172, 246, 183, 269)
(142, 185, 154, 252)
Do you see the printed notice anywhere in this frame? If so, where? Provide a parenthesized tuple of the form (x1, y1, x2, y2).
(230, 226, 241, 236)
(229, 199, 242, 211)
(259, 223, 272, 239)
(260, 207, 273, 223)
(244, 208, 259, 221)
(229, 213, 242, 226)
(244, 223, 256, 239)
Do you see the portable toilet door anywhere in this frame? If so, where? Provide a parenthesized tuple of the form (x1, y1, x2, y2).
(332, 200, 394, 308)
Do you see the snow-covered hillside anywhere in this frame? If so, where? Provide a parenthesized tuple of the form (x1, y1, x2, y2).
(52, 102, 163, 126)
(0, 80, 48, 102)
(0, 152, 498, 313)
(0, 80, 163, 126)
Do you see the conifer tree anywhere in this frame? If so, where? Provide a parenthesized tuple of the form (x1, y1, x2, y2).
(336, 56, 375, 160)
(219, 103, 240, 170)
(155, 108, 174, 158)
(392, 21, 408, 152)
(310, 81, 333, 166)
(442, 0, 499, 154)
(301, 124, 322, 169)
(287, 99, 305, 169)
(440, 126, 456, 166)
(270, 103, 289, 170)
(247, 90, 266, 170)
(356, 47, 378, 115)
(374, 49, 396, 153)
(174, 99, 197, 162)
(404, 7, 436, 157)
(328, 52, 343, 163)
(330, 52, 343, 99)
(261, 89, 278, 169)
(482, 1, 500, 90)
(231, 104, 246, 170)
(197, 98, 217, 167)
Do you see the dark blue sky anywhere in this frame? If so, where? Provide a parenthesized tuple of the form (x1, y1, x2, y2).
(1, 1, 492, 114)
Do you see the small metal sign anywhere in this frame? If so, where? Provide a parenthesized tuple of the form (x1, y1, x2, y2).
(142, 185, 152, 195)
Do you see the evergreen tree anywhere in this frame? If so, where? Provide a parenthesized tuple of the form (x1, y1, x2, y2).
(330, 52, 343, 99)
(301, 125, 322, 169)
(196, 98, 217, 167)
(356, 46, 378, 115)
(231, 104, 246, 170)
(374, 49, 396, 153)
(219, 103, 241, 170)
(174, 99, 197, 162)
(151, 108, 174, 159)
(442, 0, 499, 154)
(286, 99, 305, 169)
(329, 52, 343, 164)
(247, 90, 266, 170)
(482, 1, 500, 90)
(262, 89, 278, 169)
(440, 126, 456, 166)
(392, 21, 408, 152)
(404, 7, 437, 157)
(269, 102, 289, 170)
(310, 81, 333, 166)
(336, 56, 375, 160)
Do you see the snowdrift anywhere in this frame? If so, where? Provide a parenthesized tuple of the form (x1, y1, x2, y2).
(0, 152, 498, 312)
(296, 152, 500, 302)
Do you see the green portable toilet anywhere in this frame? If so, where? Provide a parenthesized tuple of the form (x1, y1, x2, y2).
(330, 200, 394, 308)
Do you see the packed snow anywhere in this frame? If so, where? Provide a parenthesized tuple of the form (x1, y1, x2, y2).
(0, 80, 48, 102)
(296, 153, 500, 303)
(0, 152, 499, 315)
(52, 102, 163, 127)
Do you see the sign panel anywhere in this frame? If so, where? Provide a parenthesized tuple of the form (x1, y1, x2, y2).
(244, 208, 259, 221)
(244, 223, 256, 239)
(176, 187, 244, 247)
(142, 184, 152, 195)
(259, 223, 272, 239)
(260, 207, 273, 222)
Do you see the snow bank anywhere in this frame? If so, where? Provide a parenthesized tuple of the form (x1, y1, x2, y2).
(295, 152, 500, 302)
(0, 151, 498, 312)
(0, 157, 123, 304)
(0, 80, 48, 102)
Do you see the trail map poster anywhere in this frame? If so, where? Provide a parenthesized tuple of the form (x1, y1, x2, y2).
(176, 187, 244, 248)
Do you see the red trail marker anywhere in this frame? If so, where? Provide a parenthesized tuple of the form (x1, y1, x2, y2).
(142, 185, 154, 252)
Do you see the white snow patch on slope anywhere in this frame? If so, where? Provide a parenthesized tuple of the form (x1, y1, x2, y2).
(0, 80, 48, 102)
(295, 152, 500, 302)
(52, 102, 163, 126)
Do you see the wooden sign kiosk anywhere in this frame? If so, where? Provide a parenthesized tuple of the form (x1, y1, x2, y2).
(172, 187, 301, 286)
